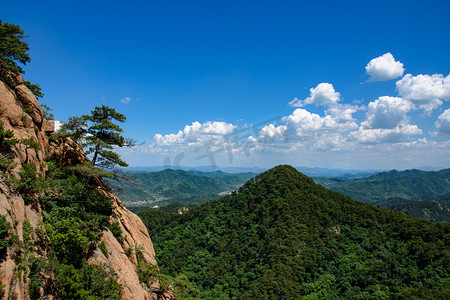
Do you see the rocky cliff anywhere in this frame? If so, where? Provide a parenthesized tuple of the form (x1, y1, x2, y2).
(0, 70, 169, 299)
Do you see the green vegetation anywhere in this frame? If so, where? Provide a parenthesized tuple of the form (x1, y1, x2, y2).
(135, 245, 198, 299)
(0, 20, 30, 74)
(113, 169, 256, 207)
(389, 200, 450, 223)
(0, 20, 42, 98)
(139, 165, 450, 299)
(0, 125, 124, 298)
(0, 122, 19, 169)
(326, 168, 450, 206)
(28, 257, 122, 300)
(60, 105, 133, 169)
(9, 159, 124, 298)
(0, 215, 12, 256)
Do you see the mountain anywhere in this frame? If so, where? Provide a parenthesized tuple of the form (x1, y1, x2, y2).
(112, 169, 256, 207)
(326, 168, 450, 206)
(296, 166, 379, 178)
(0, 71, 168, 299)
(138, 165, 450, 299)
(389, 200, 450, 223)
(123, 165, 267, 173)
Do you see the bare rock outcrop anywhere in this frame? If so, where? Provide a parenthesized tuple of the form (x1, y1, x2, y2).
(0, 76, 162, 299)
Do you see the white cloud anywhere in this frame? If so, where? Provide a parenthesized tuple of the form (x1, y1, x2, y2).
(259, 124, 287, 139)
(289, 83, 341, 107)
(325, 104, 359, 123)
(121, 97, 132, 104)
(153, 121, 237, 147)
(54, 120, 62, 132)
(434, 109, 450, 136)
(361, 96, 414, 129)
(284, 108, 357, 137)
(396, 73, 450, 114)
(349, 125, 422, 144)
(365, 52, 404, 82)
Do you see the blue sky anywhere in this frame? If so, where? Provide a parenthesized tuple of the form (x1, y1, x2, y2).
(2, 0, 450, 170)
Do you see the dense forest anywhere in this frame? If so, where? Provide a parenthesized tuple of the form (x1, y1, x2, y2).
(138, 165, 450, 299)
(323, 168, 450, 206)
(388, 200, 450, 223)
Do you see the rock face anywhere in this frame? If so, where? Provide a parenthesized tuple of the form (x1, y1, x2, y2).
(0, 76, 165, 299)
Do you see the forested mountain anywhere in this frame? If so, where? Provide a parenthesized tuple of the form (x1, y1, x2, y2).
(324, 168, 450, 206)
(138, 165, 450, 299)
(113, 169, 256, 206)
(388, 200, 450, 223)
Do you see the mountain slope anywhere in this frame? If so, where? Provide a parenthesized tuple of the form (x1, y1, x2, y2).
(327, 168, 450, 205)
(138, 165, 450, 299)
(389, 200, 450, 223)
(0, 73, 164, 299)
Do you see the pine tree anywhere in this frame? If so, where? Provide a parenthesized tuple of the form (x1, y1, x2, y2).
(61, 105, 133, 170)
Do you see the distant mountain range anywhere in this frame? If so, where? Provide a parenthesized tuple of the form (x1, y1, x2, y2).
(111, 169, 257, 208)
(323, 168, 450, 206)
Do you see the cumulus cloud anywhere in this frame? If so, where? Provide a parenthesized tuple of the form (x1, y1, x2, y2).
(349, 125, 422, 144)
(361, 96, 414, 129)
(154, 121, 237, 147)
(284, 108, 357, 137)
(289, 83, 341, 107)
(396, 73, 450, 114)
(365, 53, 404, 82)
(259, 124, 287, 140)
(325, 104, 359, 123)
(434, 109, 450, 136)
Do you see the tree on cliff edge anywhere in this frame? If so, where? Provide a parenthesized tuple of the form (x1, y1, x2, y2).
(0, 20, 43, 98)
(0, 20, 30, 74)
(61, 105, 134, 170)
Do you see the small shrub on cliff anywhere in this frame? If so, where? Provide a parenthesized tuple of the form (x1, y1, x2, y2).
(14, 164, 45, 203)
(24, 80, 44, 98)
(0, 122, 18, 169)
(0, 215, 11, 256)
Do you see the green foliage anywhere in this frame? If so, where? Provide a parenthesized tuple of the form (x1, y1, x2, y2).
(135, 245, 198, 298)
(98, 241, 108, 258)
(44, 215, 94, 265)
(20, 160, 123, 297)
(14, 164, 44, 203)
(0, 215, 11, 256)
(24, 80, 44, 98)
(22, 137, 42, 150)
(389, 200, 450, 223)
(23, 107, 33, 114)
(68, 161, 113, 179)
(327, 168, 450, 206)
(29, 258, 122, 300)
(106, 221, 124, 243)
(61, 105, 131, 170)
(0, 20, 30, 74)
(22, 219, 33, 252)
(0, 122, 18, 168)
(40, 103, 54, 120)
(139, 165, 450, 299)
